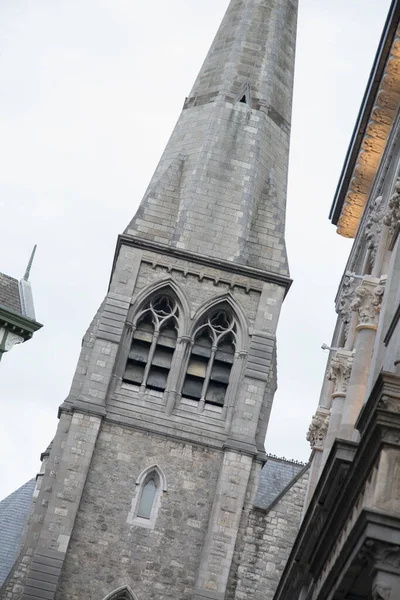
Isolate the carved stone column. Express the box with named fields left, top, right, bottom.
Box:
left=306, top=408, right=330, bottom=451
left=339, top=276, right=385, bottom=440
left=337, top=275, right=358, bottom=350
left=304, top=407, right=330, bottom=505
left=321, top=349, right=354, bottom=466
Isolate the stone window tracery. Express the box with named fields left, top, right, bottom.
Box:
left=182, top=308, right=236, bottom=408
left=123, top=294, right=179, bottom=391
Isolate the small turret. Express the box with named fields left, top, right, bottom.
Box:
left=0, top=246, right=42, bottom=360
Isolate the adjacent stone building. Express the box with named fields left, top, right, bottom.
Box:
left=275, top=0, right=400, bottom=598
left=0, top=1, right=310, bottom=599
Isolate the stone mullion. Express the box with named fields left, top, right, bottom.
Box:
left=165, top=336, right=189, bottom=415
left=106, top=321, right=135, bottom=399
left=198, top=346, right=218, bottom=412
left=223, top=351, right=247, bottom=426
left=140, top=330, right=159, bottom=392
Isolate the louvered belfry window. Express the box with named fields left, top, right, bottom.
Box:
left=123, top=295, right=179, bottom=391
left=182, top=309, right=236, bottom=407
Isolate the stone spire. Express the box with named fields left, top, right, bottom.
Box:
left=125, top=0, right=297, bottom=275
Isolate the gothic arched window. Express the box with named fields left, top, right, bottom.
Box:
left=182, top=309, right=236, bottom=407
left=103, top=586, right=136, bottom=600
left=127, top=465, right=167, bottom=528
left=136, top=475, right=158, bottom=519
left=123, top=295, right=179, bottom=391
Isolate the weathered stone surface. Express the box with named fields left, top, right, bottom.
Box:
left=228, top=468, right=309, bottom=600
left=55, top=425, right=222, bottom=600
left=0, top=1, right=300, bottom=599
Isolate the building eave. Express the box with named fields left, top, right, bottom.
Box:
left=330, top=0, right=400, bottom=238
left=0, top=305, right=43, bottom=341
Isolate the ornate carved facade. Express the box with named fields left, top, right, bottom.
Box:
left=275, top=4, right=400, bottom=600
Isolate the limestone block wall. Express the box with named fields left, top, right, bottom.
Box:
left=229, top=468, right=309, bottom=600
left=55, top=423, right=222, bottom=600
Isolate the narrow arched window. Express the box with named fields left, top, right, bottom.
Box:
left=182, top=309, right=236, bottom=407
left=127, top=466, right=166, bottom=528
left=137, top=476, right=158, bottom=519
left=103, top=586, right=136, bottom=600
left=123, top=294, right=179, bottom=391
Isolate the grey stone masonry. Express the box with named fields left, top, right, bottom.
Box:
left=0, top=1, right=299, bottom=599
left=126, top=0, right=297, bottom=275
left=230, top=468, right=309, bottom=600
left=55, top=425, right=223, bottom=600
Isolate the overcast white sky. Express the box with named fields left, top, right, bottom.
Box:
left=0, top=0, right=391, bottom=500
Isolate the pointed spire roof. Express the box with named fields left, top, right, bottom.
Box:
left=126, top=0, right=297, bottom=277
left=23, top=245, right=37, bottom=281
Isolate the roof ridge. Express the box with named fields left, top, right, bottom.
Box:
left=266, top=453, right=307, bottom=466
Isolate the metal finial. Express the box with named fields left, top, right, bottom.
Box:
left=23, top=245, right=37, bottom=281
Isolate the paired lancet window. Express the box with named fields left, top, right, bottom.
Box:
left=183, top=309, right=236, bottom=407
left=123, top=295, right=179, bottom=391
left=122, top=290, right=239, bottom=409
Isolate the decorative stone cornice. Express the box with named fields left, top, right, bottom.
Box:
left=383, top=177, right=400, bottom=248
left=365, top=195, right=385, bottom=264
left=306, top=408, right=330, bottom=450
left=336, top=27, right=400, bottom=238
left=327, top=349, right=354, bottom=397
left=351, top=276, right=385, bottom=327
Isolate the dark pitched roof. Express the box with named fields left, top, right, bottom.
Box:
left=254, top=456, right=307, bottom=510
left=0, top=479, right=35, bottom=587
left=0, top=273, right=22, bottom=315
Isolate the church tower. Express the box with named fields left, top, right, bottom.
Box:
left=0, top=1, right=298, bottom=599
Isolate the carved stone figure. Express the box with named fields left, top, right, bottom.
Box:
left=337, top=275, right=358, bottom=339
left=365, top=195, right=384, bottom=265
left=383, top=177, right=400, bottom=243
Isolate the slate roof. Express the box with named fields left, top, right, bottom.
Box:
left=254, top=456, right=307, bottom=510
left=0, top=273, right=22, bottom=315
left=0, top=479, right=35, bottom=587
